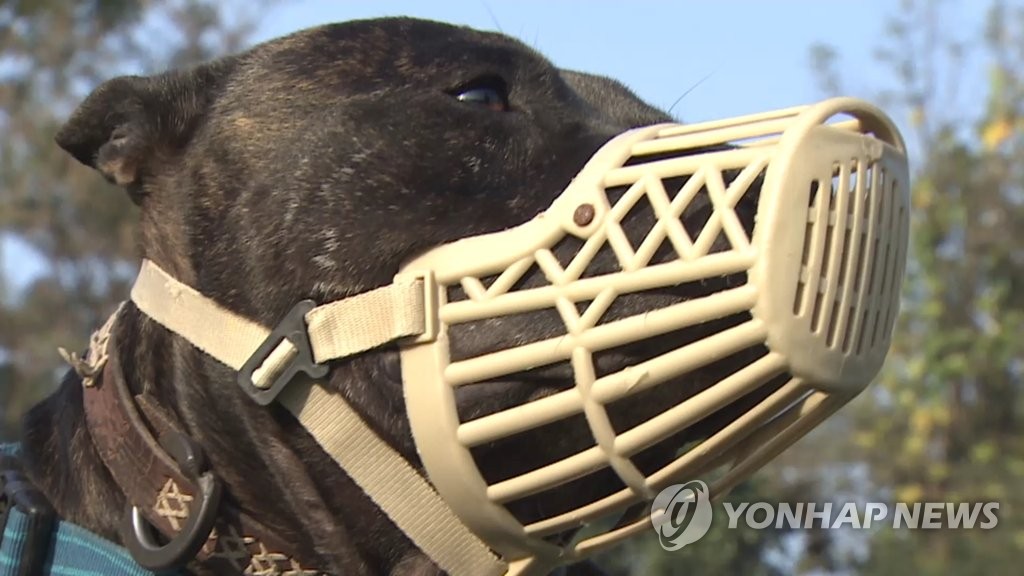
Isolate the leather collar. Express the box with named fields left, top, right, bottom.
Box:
left=80, top=312, right=321, bottom=575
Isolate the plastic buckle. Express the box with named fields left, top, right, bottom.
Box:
left=236, top=299, right=329, bottom=406
left=122, top=432, right=223, bottom=572
left=0, top=454, right=55, bottom=576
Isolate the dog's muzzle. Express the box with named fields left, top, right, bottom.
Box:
left=397, top=97, right=909, bottom=571
left=129, top=97, right=909, bottom=575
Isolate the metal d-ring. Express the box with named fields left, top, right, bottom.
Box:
left=121, top=432, right=223, bottom=572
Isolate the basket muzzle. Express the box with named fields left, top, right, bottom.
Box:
left=397, top=97, right=910, bottom=573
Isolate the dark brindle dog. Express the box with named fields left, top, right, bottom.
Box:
left=16, top=17, right=759, bottom=575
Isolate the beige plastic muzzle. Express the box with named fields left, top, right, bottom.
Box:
left=398, top=97, right=909, bottom=574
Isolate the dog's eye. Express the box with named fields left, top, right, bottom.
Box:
left=452, top=78, right=510, bottom=112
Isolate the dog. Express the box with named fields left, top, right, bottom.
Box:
left=17, top=17, right=762, bottom=575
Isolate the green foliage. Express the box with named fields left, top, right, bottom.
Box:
left=807, top=0, right=1024, bottom=572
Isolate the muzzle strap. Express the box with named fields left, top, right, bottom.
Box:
left=130, top=260, right=506, bottom=576
left=277, top=383, right=506, bottom=576
left=131, top=260, right=428, bottom=378
left=305, top=274, right=429, bottom=364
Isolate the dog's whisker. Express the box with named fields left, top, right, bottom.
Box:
left=667, top=70, right=717, bottom=118
left=482, top=1, right=504, bottom=33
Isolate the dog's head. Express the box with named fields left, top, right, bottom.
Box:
left=53, top=16, right=842, bottom=573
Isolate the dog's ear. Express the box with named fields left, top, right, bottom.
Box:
left=55, top=60, right=234, bottom=188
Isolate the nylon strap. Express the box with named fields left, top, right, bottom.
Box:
left=276, top=385, right=505, bottom=576
left=130, top=260, right=426, bottom=376
left=129, top=260, right=506, bottom=576
left=305, top=280, right=426, bottom=364
left=131, top=261, right=268, bottom=370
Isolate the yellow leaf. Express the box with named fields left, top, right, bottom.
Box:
left=854, top=430, right=875, bottom=449
left=905, top=433, right=926, bottom=457
left=972, top=441, right=997, bottom=464
left=927, top=462, right=950, bottom=482
left=983, top=482, right=1007, bottom=500
left=932, top=404, right=951, bottom=426
left=982, top=117, right=1013, bottom=150
left=896, top=484, right=924, bottom=504
left=911, top=408, right=933, bottom=436
left=1008, top=459, right=1024, bottom=477
left=910, top=106, right=926, bottom=128
left=906, top=354, right=928, bottom=378
left=898, top=389, right=916, bottom=407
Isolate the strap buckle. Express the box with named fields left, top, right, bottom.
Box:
left=1, top=453, right=55, bottom=576
left=237, top=299, right=329, bottom=406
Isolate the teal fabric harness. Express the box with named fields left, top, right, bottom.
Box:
left=0, top=442, right=172, bottom=576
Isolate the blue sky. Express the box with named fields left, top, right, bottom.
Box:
left=253, top=1, right=866, bottom=121
left=252, top=0, right=982, bottom=123
left=0, top=1, right=994, bottom=291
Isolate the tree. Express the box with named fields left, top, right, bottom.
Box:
left=0, top=0, right=270, bottom=440
left=810, top=0, right=1024, bottom=572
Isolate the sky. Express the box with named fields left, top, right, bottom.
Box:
left=0, top=1, right=994, bottom=292
left=251, top=0, right=983, bottom=123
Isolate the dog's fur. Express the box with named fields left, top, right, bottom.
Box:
left=20, top=18, right=761, bottom=575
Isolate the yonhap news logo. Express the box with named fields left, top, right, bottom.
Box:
left=649, top=480, right=713, bottom=551
left=650, top=482, right=1000, bottom=552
